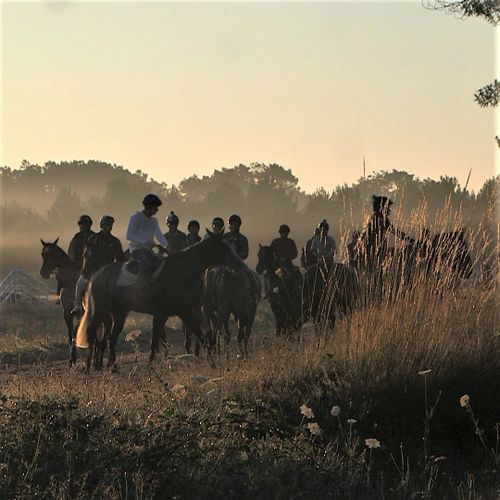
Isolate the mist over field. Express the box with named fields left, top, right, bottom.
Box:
left=0, top=160, right=497, bottom=277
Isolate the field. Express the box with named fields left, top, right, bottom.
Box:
left=0, top=265, right=498, bottom=499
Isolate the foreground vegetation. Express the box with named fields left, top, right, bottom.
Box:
left=1, top=203, right=498, bottom=498
left=0, top=275, right=498, bottom=498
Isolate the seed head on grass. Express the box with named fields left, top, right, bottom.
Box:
left=330, top=405, right=341, bottom=417
left=460, top=394, right=470, bottom=408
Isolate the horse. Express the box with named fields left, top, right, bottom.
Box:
left=204, top=266, right=261, bottom=359
left=351, top=227, right=473, bottom=300
left=40, top=238, right=80, bottom=363
left=256, top=245, right=358, bottom=339
left=76, top=231, right=243, bottom=372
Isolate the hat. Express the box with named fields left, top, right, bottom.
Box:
left=78, top=215, right=93, bottom=225
left=166, top=211, right=179, bottom=224
left=279, top=224, right=290, bottom=233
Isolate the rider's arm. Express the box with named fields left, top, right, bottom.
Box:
left=289, top=240, right=298, bottom=261
left=153, top=219, right=170, bottom=249
left=328, top=237, right=337, bottom=256
left=126, top=214, right=139, bottom=243
left=240, top=236, right=249, bottom=260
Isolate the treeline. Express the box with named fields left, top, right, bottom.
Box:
left=0, top=160, right=497, bottom=274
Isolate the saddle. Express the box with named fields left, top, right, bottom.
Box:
left=117, top=258, right=164, bottom=287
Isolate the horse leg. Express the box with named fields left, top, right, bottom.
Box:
left=64, top=308, right=77, bottom=364
left=183, top=323, right=192, bottom=354
left=97, top=315, right=111, bottom=369
left=85, top=316, right=102, bottom=374
left=107, top=310, right=128, bottom=371
left=149, top=315, right=166, bottom=362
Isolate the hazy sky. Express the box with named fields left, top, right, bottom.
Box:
left=1, top=1, right=497, bottom=193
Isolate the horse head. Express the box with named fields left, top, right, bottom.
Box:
left=81, top=238, right=98, bottom=278
left=203, top=229, right=242, bottom=270
left=256, top=244, right=277, bottom=275
left=40, top=237, right=64, bottom=279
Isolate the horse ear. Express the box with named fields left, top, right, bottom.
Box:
left=259, top=243, right=262, bottom=249
left=41, top=238, right=47, bottom=246
left=53, top=237, right=59, bottom=246
left=206, top=228, right=213, bottom=237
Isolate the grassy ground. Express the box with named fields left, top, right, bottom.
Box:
left=0, top=267, right=498, bottom=499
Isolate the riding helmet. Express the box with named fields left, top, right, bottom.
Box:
left=279, top=224, right=290, bottom=234
left=318, top=220, right=329, bottom=231
left=99, top=215, right=115, bottom=227
left=166, top=211, right=179, bottom=224
left=212, top=217, right=224, bottom=227
left=188, top=219, right=200, bottom=229
left=228, top=214, right=242, bottom=226
left=142, top=194, right=162, bottom=207
left=78, top=215, right=93, bottom=225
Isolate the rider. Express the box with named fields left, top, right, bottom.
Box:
left=205, top=216, right=225, bottom=238
left=362, top=195, right=395, bottom=270
left=270, top=224, right=298, bottom=274
left=310, top=220, right=336, bottom=264
left=223, top=214, right=249, bottom=260
left=302, top=227, right=320, bottom=267
left=65, top=215, right=95, bottom=306
left=68, top=215, right=95, bottom=269
left=187, top=219, right=201, bottom=246
left=164, top=211, right=188, bottom=254
left=71, top=215, right=124, bottom=316
left=126, top=194, right=170, bottom=272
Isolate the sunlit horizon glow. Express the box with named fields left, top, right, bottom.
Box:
left=1, top=1, right=497, bottom=194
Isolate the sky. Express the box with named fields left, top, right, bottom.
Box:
left=1, top=1, right=497, bottom=193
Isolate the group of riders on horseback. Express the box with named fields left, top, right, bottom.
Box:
left=40, top=192, right=472, bottom=369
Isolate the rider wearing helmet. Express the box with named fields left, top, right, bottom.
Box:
left=310, top=220, right=336, bottom=263
left=187, top=220, right=201, bottom=246
left=72, top=215, right=124, bottom=316
left=68, top=215, right=95, bottom=268
left=164, top=211, right=188, bottom=254
left=126, top=194, right=170, bottom=272
left=223, top=214, right=249, bottom=260
left=270, top=224, right=298, bottom=271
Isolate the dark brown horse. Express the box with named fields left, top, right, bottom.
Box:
left=204, top=266, right=261, bottom=359
left=40, top=238, right=80, bottom=362
left=256, top=245, right=358, bottom=338
left=76, top=232, right=243, bottom=372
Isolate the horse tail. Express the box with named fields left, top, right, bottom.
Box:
left=76, top=280, right=94, bottom=349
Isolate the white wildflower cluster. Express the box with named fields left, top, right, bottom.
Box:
left=365, top=438, right=381, bottom=449
left=275, top=268, right=284, bottom=278
left=300, top=404, right=314, bottom=419
left=307, top=422, right=321, bottom=436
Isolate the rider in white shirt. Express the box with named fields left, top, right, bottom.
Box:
left=126, top=194, right=170, bottom=272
